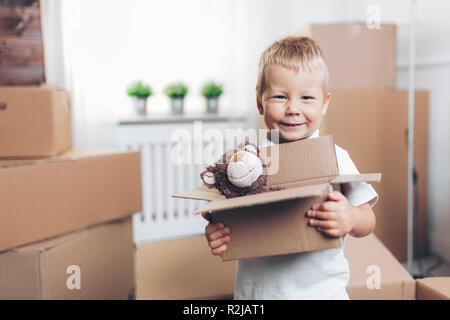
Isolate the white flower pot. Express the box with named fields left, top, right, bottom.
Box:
left=171, top=98, right=184, bottom=114
left=133, top=97, right=148, bottom=115
left=206, top=98, right=219, bottom=113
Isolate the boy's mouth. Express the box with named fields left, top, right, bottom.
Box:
left=280, top=122, right=306, bottom=128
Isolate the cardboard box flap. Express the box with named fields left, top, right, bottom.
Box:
left=330, top=173, right=382, bottom=184
left=172, top=186, right=226, bottom=201
left=194, top=183, right=330, bottom=214
left=261, top=135, right=339, bottom=186
left=176, top=173, right=381, bottom=203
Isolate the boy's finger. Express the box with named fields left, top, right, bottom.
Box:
left=312, top=201, right=340, bottom=212
left=317, top=227, right=343, bottom=238
left=327, top=191, right=345, bottom=201
left=308, top=218, right=336, bottom=229
left=209, top=235, right=231, bottom=249
left=206, top=227, right=230, bottom=241
left=205, top=222, right=224, bottom=235
left=211, top=244, right=227, bottom=255
left=306, top=209, right=336, bottom=221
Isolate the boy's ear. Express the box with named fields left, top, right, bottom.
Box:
left=256, top=95, right=264, bottom=115
left=321, top=92, right=331, bottom=116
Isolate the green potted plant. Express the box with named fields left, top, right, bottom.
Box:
left=164, top=82, right=188, bottom=114
left=201, top=81, right=223, bottom=113
left=126, top=80, right=153, bottom=115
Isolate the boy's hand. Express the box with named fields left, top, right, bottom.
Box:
left=306, top=190, right=359, bottom=238
left=201, top=212, right=231, bottom=255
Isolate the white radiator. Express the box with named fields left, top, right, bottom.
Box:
left=115, top=118, right=246, bottom=244
left=127, top=140, right=209, bottom=243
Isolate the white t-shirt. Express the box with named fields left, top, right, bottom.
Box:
left=233, top=129, right=378, bottom=300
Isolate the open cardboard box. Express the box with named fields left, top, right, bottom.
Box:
left=174, top=135, right=381, bottom=261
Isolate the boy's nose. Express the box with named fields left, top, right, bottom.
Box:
left=286, top=101, right=302, bottom=115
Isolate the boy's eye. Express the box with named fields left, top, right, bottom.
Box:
left=302, top=96, right=314, bottom=100
left=272, top=95, right=286, bottom=99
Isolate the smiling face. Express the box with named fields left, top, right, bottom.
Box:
left=257, top=64, right=331, bottom=142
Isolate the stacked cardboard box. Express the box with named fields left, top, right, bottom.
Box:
left=416, top=277, right=450, bottom=300
left=0, top=148, right=142, bottom=252
left=298, top=23, right=429, bottom=261
left=320, top=89, right=429, bottom=261
left=0, top=85, right=142, bottom=299
left=136, top=236, right=235, bottom=300
left=0, top=86, right=72, bottom=157
left=299, top=23, right=396, bottom=89
left=137, top=235, right=450, bottom=300
left=0, top=218, right=135, bottom=299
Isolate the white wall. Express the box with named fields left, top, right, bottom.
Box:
left=42, top=0, right=255, bottom=149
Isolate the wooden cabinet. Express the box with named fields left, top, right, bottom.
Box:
left=0, top=0, right=45, bottom=85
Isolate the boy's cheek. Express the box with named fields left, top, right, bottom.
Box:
left=265, top=102, right=284, bottom=115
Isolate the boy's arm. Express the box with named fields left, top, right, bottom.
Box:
left=307, top=191, right=376, bottom=238
left=348, top=202, right=376, bottom=238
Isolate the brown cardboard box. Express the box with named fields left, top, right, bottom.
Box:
left=416, top=277, right=450, bottom=300
left=136, top=234, right=414, bottom=300
left=174, top=135, right=381, bottom=261
left=345, top=234, right=415, bottom=300
left=320, top=89, right=429, bottom=261
left=0, top=148, right=142, bottom=251
left=136, top=236, right=236, bottom=300
left=0, top=217, right=134, bottom=299
left=299, top=23, right=396, bottom=89
left=0, top=85, right=72, bottom=157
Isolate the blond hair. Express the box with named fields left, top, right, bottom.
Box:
left=256, top=36, right=329, bottom=98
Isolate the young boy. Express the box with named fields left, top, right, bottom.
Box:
left=202, top=36, right=379, bottom=300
